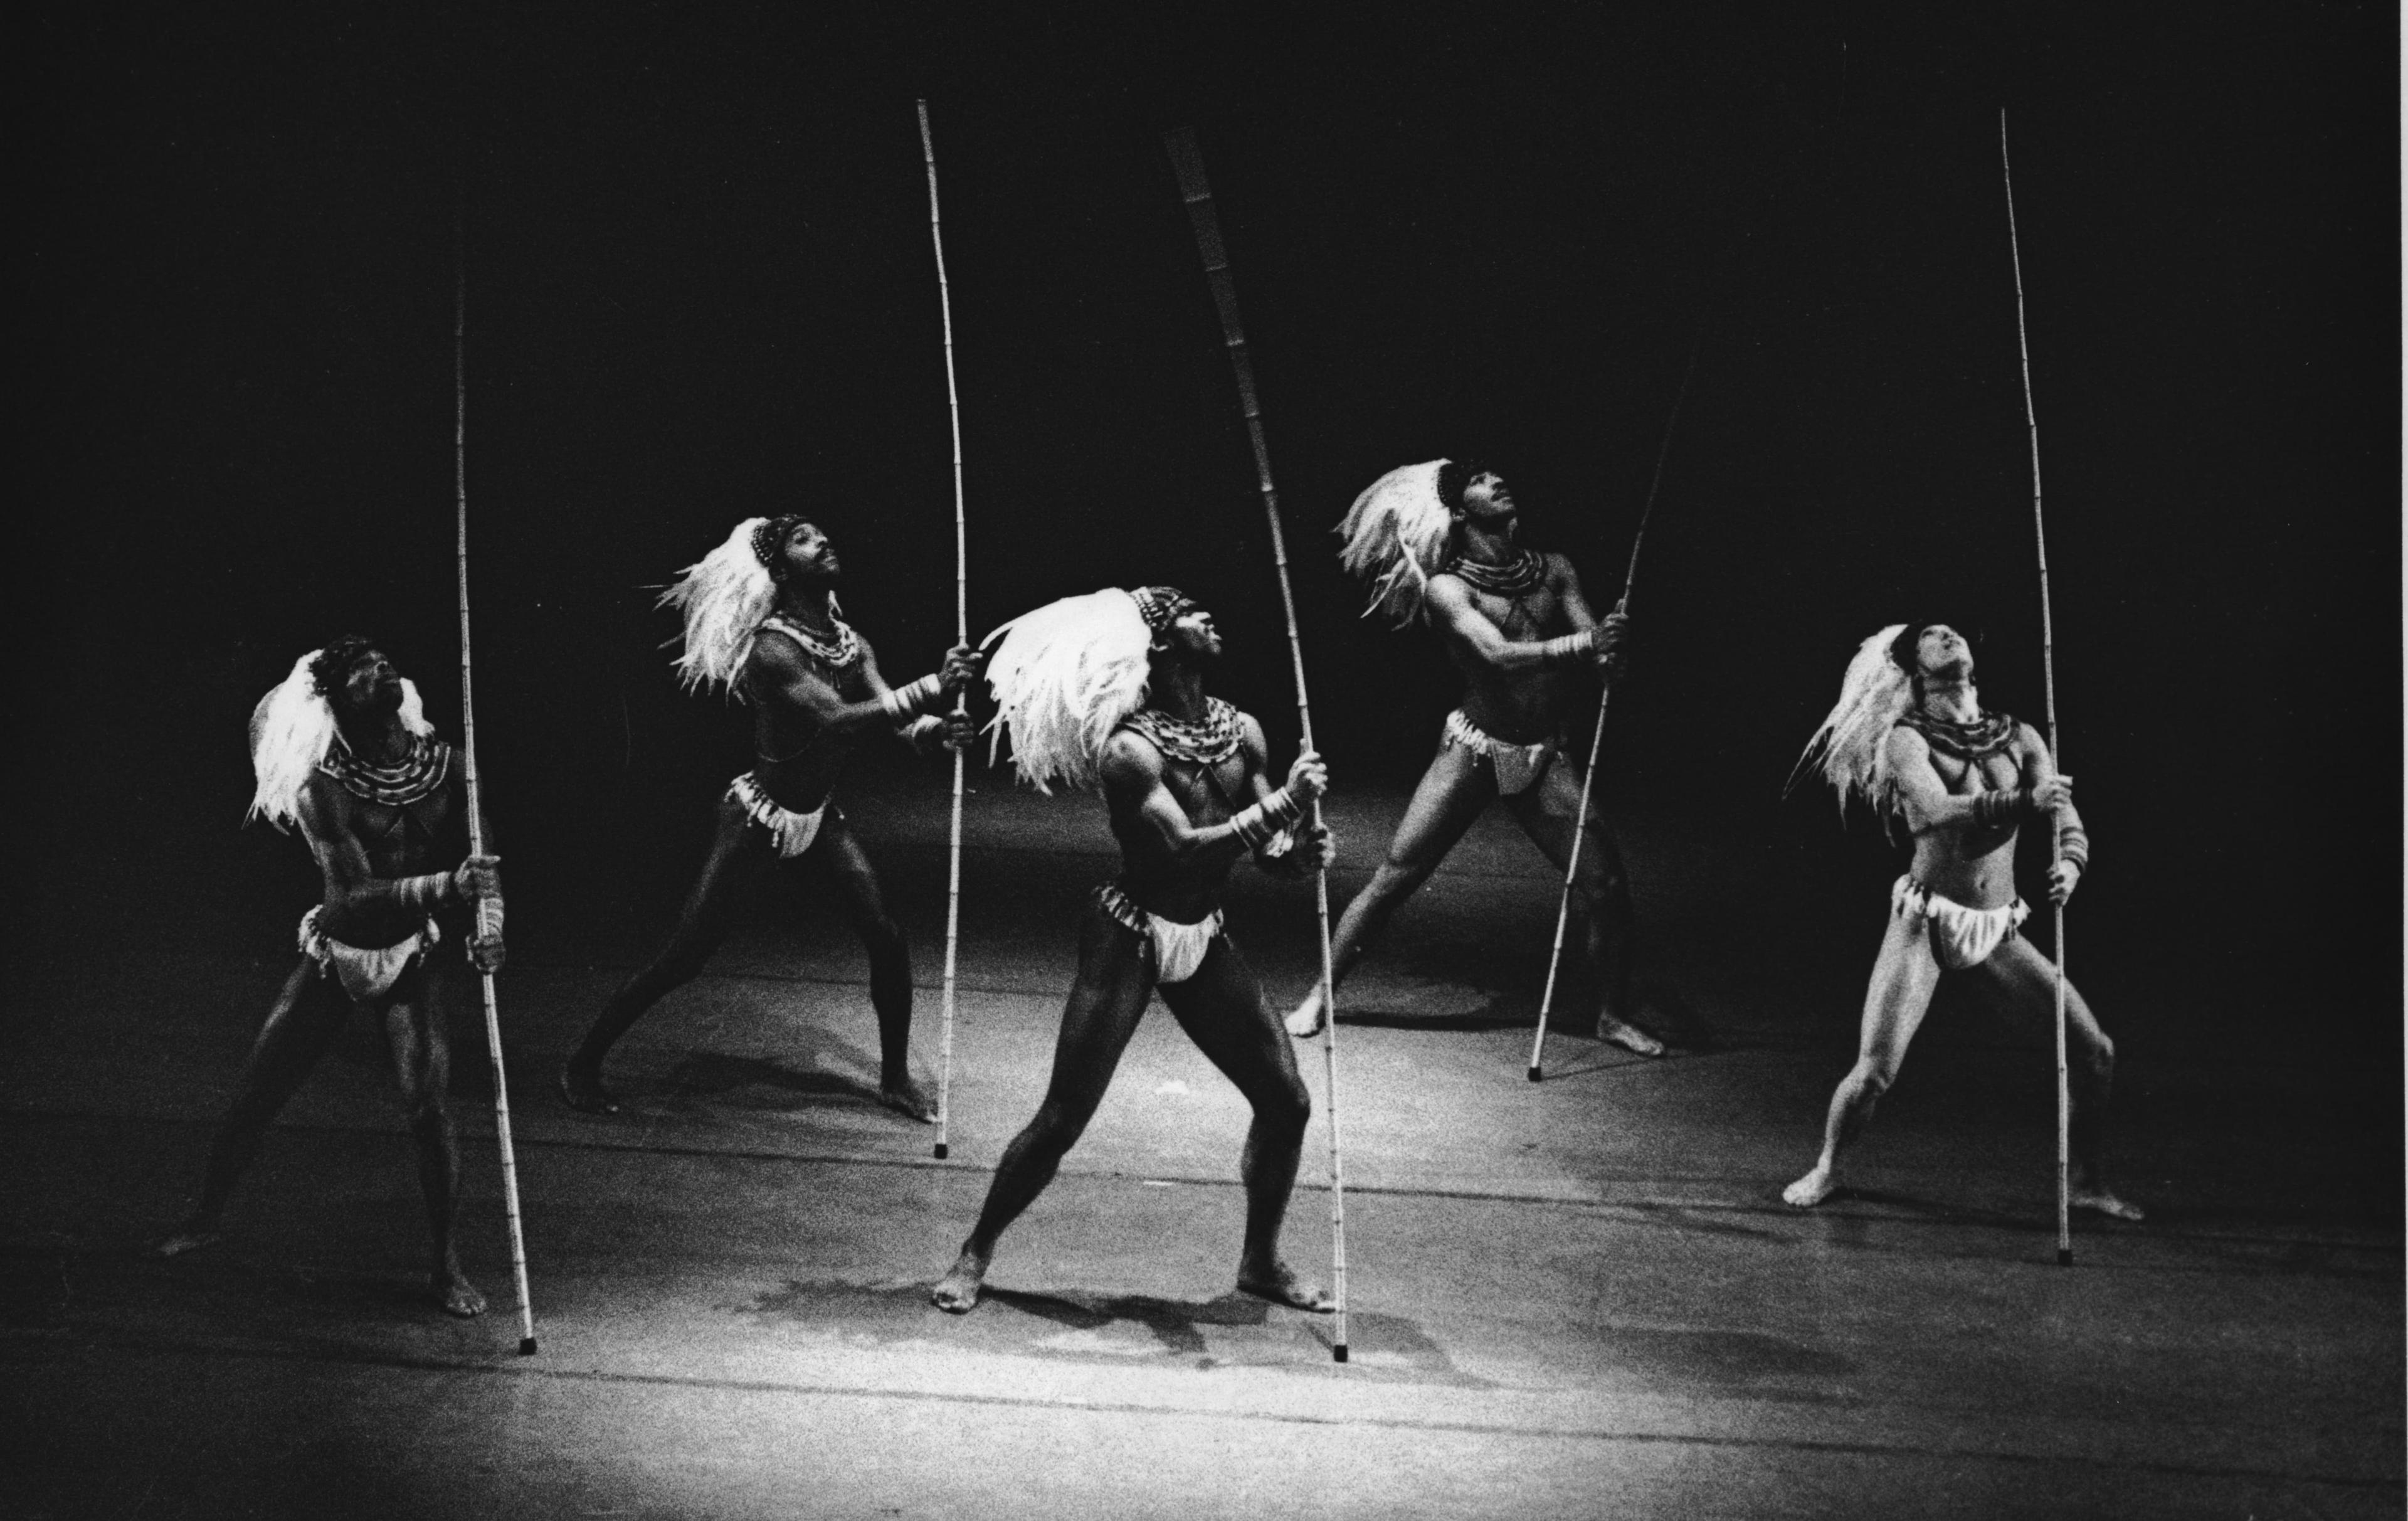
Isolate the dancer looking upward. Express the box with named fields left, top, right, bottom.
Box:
left=933, top=586, right=1334, bottom=1313
left=1287, top=460, right=1660, bottom=1055
left=1780, top=623, right=2140, bottom=1219
left=559, top=514, right=979, bottom=1118
left=156, top=639, right=507, bottom=1318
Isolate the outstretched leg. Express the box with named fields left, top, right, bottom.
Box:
left=562, top=795, right=768, bottom=1111
left=1287, top=743, right=1493, bottom=1037
left=798, top=812, right=929, bottom=1121
left=1501, top=756, right=1656, bottom=1054
left=934, top=905, right=1153, bottom=1312
left=1977, top=935, right=2143, bottom=1221
left=156, top=960, right=351, bottom=1255
left=1159, top=939, right=1331, bottom=1311
left=383, top=963, right=484, bottom=1317
left=1783, top=905, right=1943, bottom=1207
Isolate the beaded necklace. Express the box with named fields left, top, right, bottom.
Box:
left=1119, top=697, right=1244, bottom=767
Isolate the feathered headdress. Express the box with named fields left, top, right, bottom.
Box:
left=980, top=588, right=1154, bottom=794
left=1336, top=459, right=1459, bottom=626
left=248, top=650, right=433, bottom=830
left=656, top=517, right=786, bottom=694
left=1788, top=624, right=1917, bottom=824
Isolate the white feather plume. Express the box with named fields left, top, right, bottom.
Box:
left=980, top=588, right=1153, bottom=794
left=247, top=651, right=435, bottom=830
left=1789, top=625, right=1915, bottom=822
left=1336, top=459, right=1456, bottom=627
left=658, top=517, right=780, bottom=695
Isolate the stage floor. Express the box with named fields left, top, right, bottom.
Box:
left=3, top=774, right=2399, bottom=1518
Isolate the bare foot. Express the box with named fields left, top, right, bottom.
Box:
left=557, top=1063, right=620, bottom=1115
left=932, top=1248, right=989, bottom=1313
left=1596, top=1017, right=1666, bottom=1057
left=879, top=1075, right=936, bottom=1124
left=1237, top=1258, right=1335, bottom=1313
left=435, top=1269, right=487, bottom=1318
left=152, top=1226, right=223, bottom=1258
left=1284, top=988, right=1326, bottom=1041
left=1782, top=1164, right=1839, bottom=1209
left=2071, top=1187, right=2145, bottom=1222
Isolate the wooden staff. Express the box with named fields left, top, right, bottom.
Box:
left=455, top=226, right=539, bottom=1352
left=1163, top=126, right=1350, bottom=1363
left=1528, top=329, right=1704, bottom=1081
left=1999, top=112, right=2074, bottom=1267
left=917, top=100, right=972, bottom=1162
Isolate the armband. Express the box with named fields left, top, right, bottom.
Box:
left=1970, top=787, right=2028, bottom=830
left=2054, top=820, right=2090, bottom=872
left=392, top=872, right=457, bottom=913
left=1228, top=787, right=1305, bottom=849
left=1537, top=630, right=1595, bottom=668
left=877, top=673, right=945, bottom=720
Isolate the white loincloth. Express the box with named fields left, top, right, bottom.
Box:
left=1893, top=876, right=2030, bottom=972
left=730, top=773, right=828, bottom=859
left=1442, top=709, right=1560, bottom=796
left=298, top=906, right=441, bottom=1003
left=1097, top=882, right=1225, bottom=985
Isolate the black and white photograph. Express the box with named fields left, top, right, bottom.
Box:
left=12, top=5, right=2401, bottom=1517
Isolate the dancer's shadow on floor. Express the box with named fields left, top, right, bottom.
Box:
left=656, top=1051, right=889, bottom=1112
left=980, top=1285, right=1269, bottom=1358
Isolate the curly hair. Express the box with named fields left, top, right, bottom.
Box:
left=309, top=635, right=382, bottom=698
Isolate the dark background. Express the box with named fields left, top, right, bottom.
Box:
left=20, top=6, right=2400, bottom=1166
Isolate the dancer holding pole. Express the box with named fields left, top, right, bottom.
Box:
left=1287, top=458, right=1650, bottom=1063
left=1777, top=622, right=2140, bottom=1228
left=556, top=513, right=981, bottom=1118
left=1527, top=333, right=1703, bottom=1080
left=917, top=99, right=972, bottom=1162
left=153, top=261, right=517, bottom=1328
left=929, top=586, right=1334, bottom=1317
left=1164, top=126, right=1353, bottom=1360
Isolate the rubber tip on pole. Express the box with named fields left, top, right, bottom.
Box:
left=1526, top=1065, right=1543, bottom=1083
left=518, top=1337, right=537, bottom=1356
left=1333, top=1343, right=1348, bottom=1364
left=2057, top=1247, right=2073, bottom=1268
left=934, top=1142, right=949, bottom=1160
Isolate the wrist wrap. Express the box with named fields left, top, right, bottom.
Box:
left=2055, top=820, right=2090, bottom=872
left=393, top=872, right=456, bottom=913
left=1970, top=787, right=2028, bottom=830
left=1538, top=630, right=1595, bottom=668
left=878, top=673, right=946, bottom=720
left=1230, top=787, right=1306, bottom=849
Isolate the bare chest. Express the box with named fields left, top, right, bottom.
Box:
left=1928, top=748, right=2024, bottom=797
left=349, top=789, right=457, bottom=867
left=1158, top=753, right=1253, bottom=827
left=1469, top=584, right=1566, bottom=642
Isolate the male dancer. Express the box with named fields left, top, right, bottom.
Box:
left=559, top=514, right=979, bottom=1118
left=156, top=639, right=506, bottom=1317
left=1781, top=623, right=2140, bottom=1218
left=1286, top=459, right=1659, bottom=1054
left=933, top=586, right=1334, bottom=1313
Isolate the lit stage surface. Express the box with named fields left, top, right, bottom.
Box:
left=4, top=770, right=2397, bottom=1519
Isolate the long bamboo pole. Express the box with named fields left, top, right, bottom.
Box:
left=1164, top=127, right=1349, bottom=1362
left=917, top=101, right=972, bottom=1162
left=1529, top=329, right=1704, bottom=1081
left=2000, top=111, right=2074, bottom=1268
left=455, top=224, right=539, bottom=1352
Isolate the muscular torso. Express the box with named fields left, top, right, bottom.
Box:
left=1905, top=734, right=2032, bottom=910
left=310, top=772, right=470, bottom=950
left=1441, top=567, right=1585, bottom=745
left=1109, top=741, right=1257, bottom=925
left=746, top=635, right=874, bottom=813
